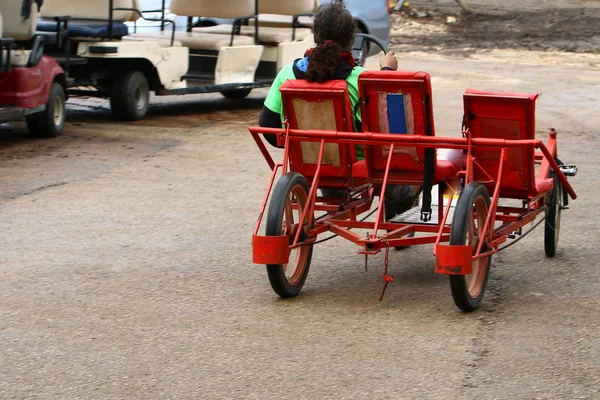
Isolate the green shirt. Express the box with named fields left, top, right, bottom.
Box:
left=264, top=64, right=366, bottom=125
left=264, top=63, right=366, bottom=158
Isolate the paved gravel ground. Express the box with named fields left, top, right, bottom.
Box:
left=1, top=2, right=599, bottom=399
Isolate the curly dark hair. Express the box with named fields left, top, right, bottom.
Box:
left=305, top=1, right=356, bottom=83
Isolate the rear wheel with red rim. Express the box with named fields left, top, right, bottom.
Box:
left=265, top=172, right=314, bottom=298
left=448, top=182, right=492, bottom=312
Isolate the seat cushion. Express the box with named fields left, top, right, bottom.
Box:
left=248, top=14, right=314, bottom=28
left=0, top=3, right=37, bottom=40
left=434, top=160, right=461, bottom=182
left=122, top=35, right=183, bottom=47
left=170, top=0, right=256, bottom=19
left=535, top=177, right=553, bottom=195
left=1, top=49, right=30, bottom=68
left=193, top=25, right=312, bottom=43
left=40, top=0, right=140, bottom=22
left=352, top=149, right=464, bottom=183
left=127, top=31, right=254, bottom=50
left=37, top=19, right=129, bottom=38
left=258, top=0, right=317, bottom=15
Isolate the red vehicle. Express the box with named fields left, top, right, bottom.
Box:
left=248, top=70, right=577, bottom=312
left=0, top=3, right=67, bottom=138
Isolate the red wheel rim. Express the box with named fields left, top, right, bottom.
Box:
left=281, top=183, right=310, bottom=286
left=466, top=196, right=490, bottom=299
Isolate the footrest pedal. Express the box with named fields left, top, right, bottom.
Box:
left=559, top=164, right=578, bottom=177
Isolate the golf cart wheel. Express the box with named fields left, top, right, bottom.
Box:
left=110, top=71, right=149, bottom=121
left=220, top=89, right=252, bottom=100
left=265, top=172, right=314, bottom=298
left=544, top=171, right=564, bottom=258
left=448, top=182, right=492, bottom=312
left=26, top=82, right=66, bottom=138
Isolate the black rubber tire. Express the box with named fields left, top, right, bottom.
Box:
left=265, top=172, right=313, bottom=298
left=220, top=89, right=252, bottom=100
left=110, top=71, right=149, bottom=121
left=448, top=182, right=492, bottom=312
left=544, top=171, right=563, bottom=258
left=26, top=82, right=66, bottom=138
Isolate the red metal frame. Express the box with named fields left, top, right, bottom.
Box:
left=248, top=75, right=577, bottom=275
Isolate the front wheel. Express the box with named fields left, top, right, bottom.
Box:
left=448, top=182, right=492, bottom=312
left=544, top=171, right=564, bottom=257
left=26, top=82, right=66, bottom=138
left=110, top=71, right=150, bottom=121
left=265, top=172, right=314, bottom=298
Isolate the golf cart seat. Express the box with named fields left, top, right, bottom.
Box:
left=463, top=89, right=553, bottom=199
left=193, top=0, right=317, bottom=44
left=36, top=20, right=130, bottom=39
left=121, top=35, right=183, bottom=47
left=0, top=1, right=37, bottom=41
left=37, top=0, right=140, bottom=39
left=126, top=30, right=255, bottom=50
left=127, top=0, right=259, bottom=50
left=192, top=25, right=313, bottom=44
left=0, top=0, right=39, bottom=67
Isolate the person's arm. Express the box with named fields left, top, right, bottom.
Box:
left=258, top=106, right=283, bottom=148
left=379, top=51, right=398, bottom=71
left=259, top=106, right=281, bottom=129
left=259, top=66, right=293, bottom=148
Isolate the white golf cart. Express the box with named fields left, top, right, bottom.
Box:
left=37, top=0, right=385, bottom=121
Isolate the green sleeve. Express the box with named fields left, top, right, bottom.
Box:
left=264, top=65, right=295, bottom=118
left=348, top=67, right=366, bottom=125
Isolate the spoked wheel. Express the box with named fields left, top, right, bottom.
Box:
left=265, top=172, right=314, bottom=298
left=448, top=182, right=492, bottom=312
left=544, top=171, right=564, bottom=257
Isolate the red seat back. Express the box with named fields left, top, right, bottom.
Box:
left=463, top=89, right=538, bottom=198
left=280, top=79, right=355, bottom=187
left=358, top=70, right=435, bottom=184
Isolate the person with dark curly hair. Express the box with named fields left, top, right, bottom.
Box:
left=259, top=0, right=397, bottom=151
left=259, top=1, right=418, bottom=229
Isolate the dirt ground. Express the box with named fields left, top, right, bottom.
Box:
left=1, top=1, right=599, bottom=399
left=393, top=0, right=600, bottom=55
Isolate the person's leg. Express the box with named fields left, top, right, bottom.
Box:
left=384, top=184, right=421, bottom=250
left=320, top=188, right=346, bottom=199
left=384, top=184, right=420, bottom=221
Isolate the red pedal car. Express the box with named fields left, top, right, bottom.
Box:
left=0, top=3, right=67, bottom=138
left=249, top=70, right=578, bottom=312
